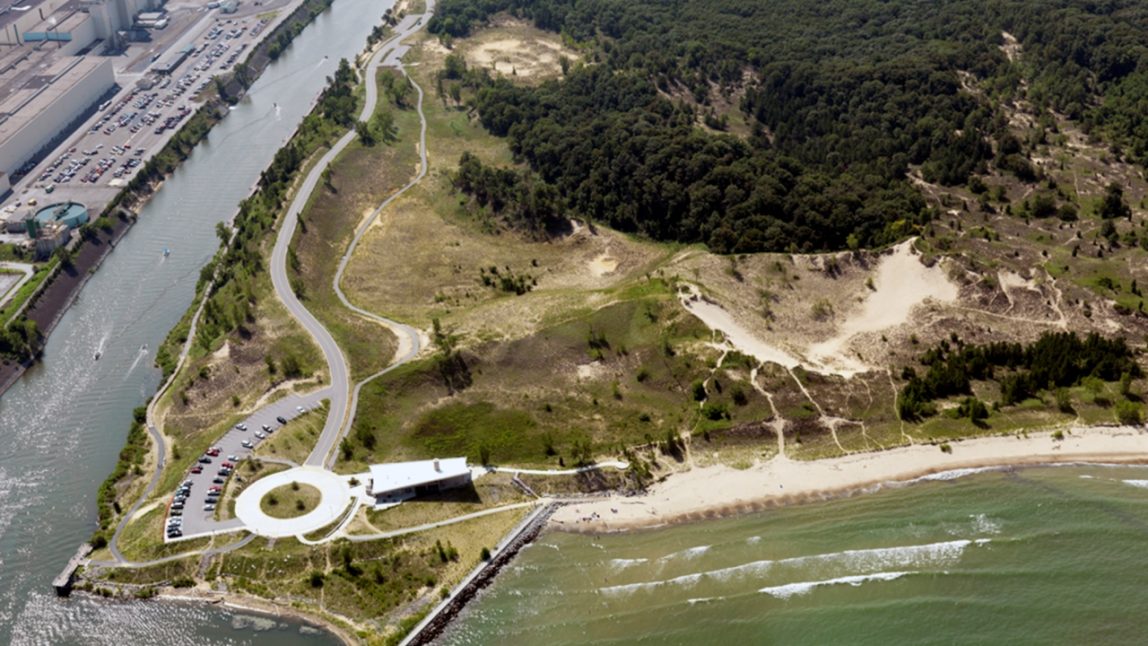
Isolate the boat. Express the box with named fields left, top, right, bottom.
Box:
left=163, top=247, right=170, bottom=257
left=94, top=351, right=101, bottom=361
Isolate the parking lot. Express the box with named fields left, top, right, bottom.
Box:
left=165, top=390, right=326, bottom=541
left=3, top=9, right=291, bottom=218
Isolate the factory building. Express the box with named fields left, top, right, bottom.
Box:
left=0, top=56, right=115, bottom=175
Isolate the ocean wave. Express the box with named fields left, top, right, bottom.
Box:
left=759, top=571, right=912, bottom=600
left=912, top=467, right=1001, bottom=483
left=599, top=539, right=986, bottom=597
left=657, top=544, right=712, bottom=562
left=968, top=513, right=1001, bottom=535
left=609, top=558, right=649, bottom=570
left=1122, top=480, right=1148, bottom=489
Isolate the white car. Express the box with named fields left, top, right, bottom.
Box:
left=241, top=440, right=254, bottom=448
left=296, top=406, right=305, bottom=413
left=204, top=504, right=216, bottom=512
left=254, top=432, right=266, bottom=439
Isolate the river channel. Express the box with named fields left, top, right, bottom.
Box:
left=0, top=0, right=392, bottom=641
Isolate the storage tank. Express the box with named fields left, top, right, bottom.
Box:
left=34, top=201, right=88, bottom=230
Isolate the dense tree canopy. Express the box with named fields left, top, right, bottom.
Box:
left=899, top=332, right=1140, bottom=420
left=432, top=0, right=1148, bottom=251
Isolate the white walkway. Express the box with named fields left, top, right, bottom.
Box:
left=234, top=466, right=353, bottom=537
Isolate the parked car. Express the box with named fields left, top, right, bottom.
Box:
left=204, top=504, right=216, bottom=512
left=190, top=466, right=203, bottom=474
left=241, top=440, right=254, bottom=448
left=198, top=456, right=212, bottom=464
left=276, top=416, right=287, bottom=425
left=254, top=432, right=265, bottom=439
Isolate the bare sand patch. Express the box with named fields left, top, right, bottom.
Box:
left=678, top=284, right=803, bottom=369
left=676, top=240, right=958, bottom=378
left=807, top=240, right=958, bottom=374
left=589, top=253, right=618, bottom=276
left=458, top=21, right=580, bottom=82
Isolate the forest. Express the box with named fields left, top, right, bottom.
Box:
left=898, top=332, right=1140, bottom=420
left=431, top=0, right=1148, bottom=252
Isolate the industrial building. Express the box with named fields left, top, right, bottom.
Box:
left=156, top=44, right=194, bottom=75
left=366, top=458, right=472, bottom=505
left=5, top=199, right=88, bottom=231
left=0, top=56, right=115, bottom=175
left=4, top=200, right=89, bottom=259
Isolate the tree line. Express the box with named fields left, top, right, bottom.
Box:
left=899, top=332, right=1140, bottom=420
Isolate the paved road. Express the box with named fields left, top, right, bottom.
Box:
left=274, top=6, right=435, bottom=468
left=106, top=1, right=437, bottom=561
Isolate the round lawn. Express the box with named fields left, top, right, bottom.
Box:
left=260, top=482, right=322, bottom=519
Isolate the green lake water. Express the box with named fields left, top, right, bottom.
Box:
left=441, top=464, right=1148, bottom=645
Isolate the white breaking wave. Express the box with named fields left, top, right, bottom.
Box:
left=599, top=539, right=986, bottom=597
left=759, top=571, right=913, bottom=600
left=912, top=467, right=1000, bottom=483
left=1122, top=479, right=1148, bottom=489
left=968, top=513, right=1002, bottom=535
left=609, top=558, right=649, bottom=570
left=657, top=544, right=712, bottom=562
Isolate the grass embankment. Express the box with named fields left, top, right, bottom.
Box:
left=287, top=68, right=421, bottom=381
left=218, top=461, right=289, bottom=521
left=253, top=402, right=327, bottom=465
left=213, top=508, right=525, bottom=638
left=261, top=482, right=322, bottom=518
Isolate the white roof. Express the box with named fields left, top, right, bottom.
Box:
left=368, top=458, right=469, bottom=493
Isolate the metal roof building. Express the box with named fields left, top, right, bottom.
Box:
left=0, top=56, right=114, bottom=174
left=367, top=458, right=471, bottom=503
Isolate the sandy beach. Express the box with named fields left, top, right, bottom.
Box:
left=550, top=426, right=1148, bottom=532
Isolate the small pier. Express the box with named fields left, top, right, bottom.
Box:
left=53, top=543, right=93, bottom=597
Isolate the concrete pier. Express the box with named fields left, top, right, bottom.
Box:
left=52, top=543, right=92, bottom=597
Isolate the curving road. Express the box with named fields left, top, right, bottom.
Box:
left=104, top=4, right=437, bottom=566
left=271, top=6, right=435, bottom=469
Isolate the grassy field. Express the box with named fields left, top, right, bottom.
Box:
left=253, top=403, right=327, bottom=465
left=212, top=506, right=525, bottom=636
left=286, top=68, right=425, bottom=381
left=261, top=482, right=321, bottom=518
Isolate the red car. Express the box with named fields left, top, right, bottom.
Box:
left=209, top=486, right=222, bottom=492
left=207, top=449, right=221, bottom=457
left=222, top=462, right=235, bottom=469
left=190, top=466, right=203, bottom=474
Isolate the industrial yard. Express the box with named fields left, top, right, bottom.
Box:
left=0, top=0, right=301, bottom=257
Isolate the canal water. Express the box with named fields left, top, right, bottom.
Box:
left=0, top=0, right=392, bottom=642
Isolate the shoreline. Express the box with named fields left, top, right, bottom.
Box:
left=154, top=589, right=358, bottom=645
left=549, top=426, right=1148, bottom=533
